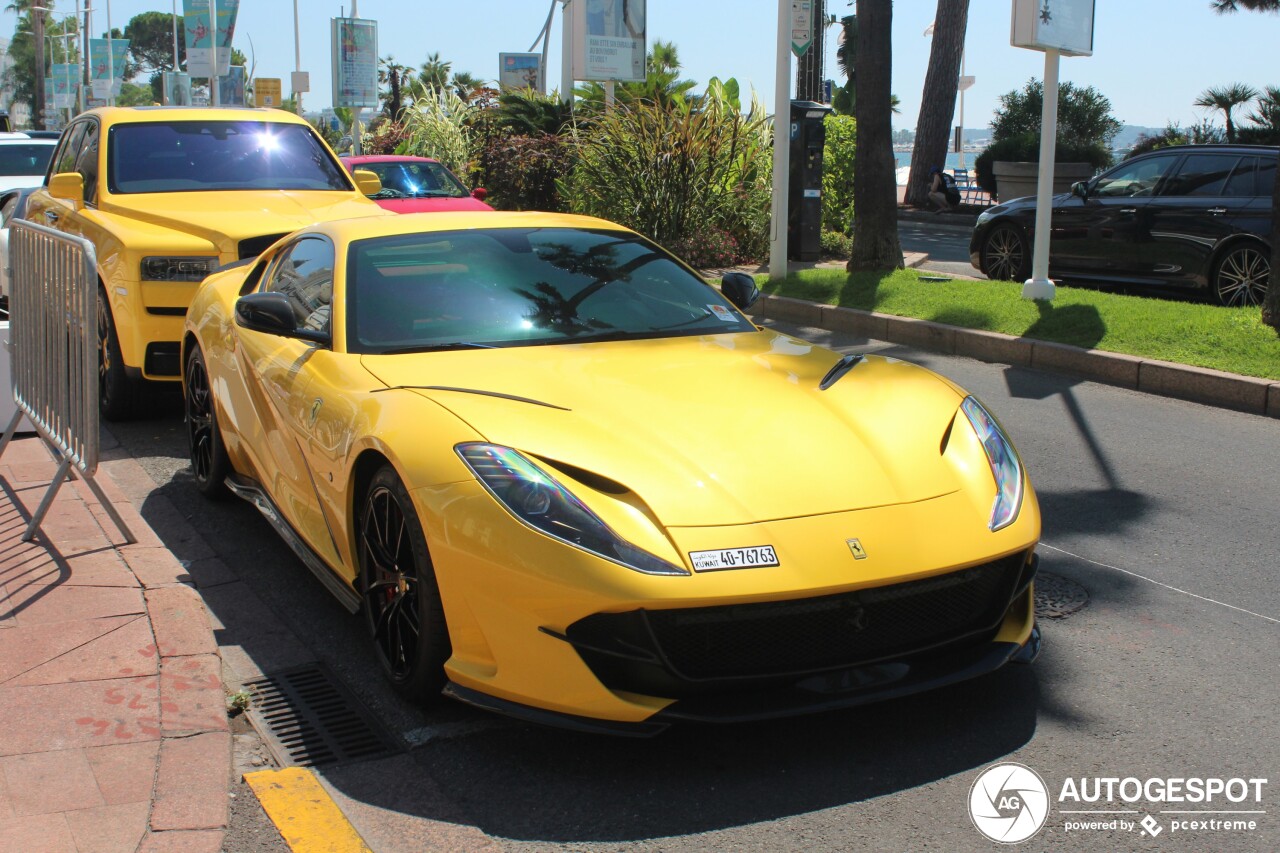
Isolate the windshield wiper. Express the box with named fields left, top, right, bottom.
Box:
left=376, top=342, right=498, bottom=354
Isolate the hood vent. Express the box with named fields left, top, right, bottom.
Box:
left=239, top=233, right=289, bottom=260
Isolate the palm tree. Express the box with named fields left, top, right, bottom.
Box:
left=848, top=0, right=902, bottom=271
left=906, top=0, right=971, bottom=208
left=1213, top=0, right=1280, bottom=328
left=419, top=53, right=451, bottom=91
left=1195, top=83, right=1258, bottom=143
left=5, top=0, right=47, bottom=129
left=1247, top=84, right=1280, bottom=131
left=494, top=89, right=575, bottom=135
left=451, top=71, right=484, bottom=104
left=378, top=56, right=412, bottom=123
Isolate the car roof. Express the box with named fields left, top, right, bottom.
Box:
left=0, top=136, right=56, bottom=146
left=78, top=106, right=313, bottom=127
left=1134, top=143, right=1279, bottom=155
left=302, top=210, right=629, bottom=243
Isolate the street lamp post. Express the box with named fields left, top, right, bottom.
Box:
left=31, top=4, right=48, bottom=130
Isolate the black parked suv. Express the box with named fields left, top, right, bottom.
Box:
left=970, top=145, right=1275, bottom=306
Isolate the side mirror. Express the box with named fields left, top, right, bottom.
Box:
left=472, top=187, right=488, bottom=201
left=721, top=272, right=760, bottom=311
left=235, top=292, right=329, bottom=345
left=1071, top=181, right=1089, bottom=199
left=352, top=169, right=382, bottom=197
left=48, top=172, right=85, bottom=205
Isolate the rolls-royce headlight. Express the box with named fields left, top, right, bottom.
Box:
left=961, top=397, right=1024, bottom=531
left=456, top=443, right=689, bottom=576
left=141, top=256, right=219, bottom=282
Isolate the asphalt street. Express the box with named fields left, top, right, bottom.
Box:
left=103, top=315, right=1279, bottom=852
left=898, top=219, right=985, bottom=279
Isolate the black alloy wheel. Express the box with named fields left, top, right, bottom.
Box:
left=981, top=223, right=1031, bottom=282
left=358, top=465, right=449, bottom=703
left=183, top=345, right=230, bottom=499
left=96, top=288, right=146, bottom=421
left=1212, top=243, right=1269, bottom=307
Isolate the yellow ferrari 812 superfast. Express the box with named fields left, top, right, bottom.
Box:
left=183, top=211, right=1041, bottom=734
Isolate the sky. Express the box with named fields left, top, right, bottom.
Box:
left=4, top=0, right=1280, bottom=134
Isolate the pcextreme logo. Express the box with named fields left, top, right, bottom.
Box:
left=967, top=762, right=1269, bottom=844
left=968, top=763, right=1051, bottom=844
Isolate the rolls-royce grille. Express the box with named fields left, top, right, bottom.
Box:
left=564, top=553, right=1030, bottom=694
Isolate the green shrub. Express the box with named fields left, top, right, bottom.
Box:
left=670, top=228, right=742, bottom=268
left=976, top=78, right=1121, bottom=197
left=821, top=230, right=852, bottom=259
left=476, top=132, right=576, bottom=211
left=395, top=86, right=478, bottom=176
left=822, top=114, right=856, bottom=234
left=560, top=97, right=772, bottom=260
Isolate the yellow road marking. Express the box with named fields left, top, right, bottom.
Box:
left=244, top=767, right=373, bottom=853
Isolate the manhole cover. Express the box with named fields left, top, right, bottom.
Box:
left=242, top=664, right=401, bottom=768
left=1035, top=572, right=1089, bottom=619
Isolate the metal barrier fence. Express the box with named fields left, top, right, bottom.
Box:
left=0, top=218, right=134, bottom=543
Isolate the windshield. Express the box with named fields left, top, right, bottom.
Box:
left=107, top=121, right=353, bottom=194
left=347, top=228, right=754, bottom=353
left=0, top=144, right=54, bottom=176
left=359, top=160, right=469, bottom=200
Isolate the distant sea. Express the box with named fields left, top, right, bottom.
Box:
left=893, top=149, right=1129, bottom=184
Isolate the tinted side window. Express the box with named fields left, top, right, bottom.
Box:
left=1163, top=154, right=1239, bottom=197
left=265, top=237, right=335, bottom=334
left=1092, top=154, right=1177, bottom=198
left=74, top=121, right=101, bottom=205
left=1255, top=157, right=1277, bottom=198
left=1222, top=157, right=1257, bottom=197
left=50, top=123, right=87, bottom=178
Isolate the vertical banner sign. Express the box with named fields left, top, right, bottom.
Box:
left=331, top=17, right=379, bottom=108
left=254, top=77, right=282, bottom=107
left=498, top=53, right=545, bottom=92
left=89, top=39, right=130, bottom=98
left=162, top=71, right=193, bottom=105
left=183, top=0, right=241, bottom=78
left=219, top=66, right=247, bottom=105
left=1010, top=0, right=1095, bottom=56
left=573, top=0, right=646, bottom=83
left=52, top=64, right=79, bottom=108
left=790, top=1, right=814, bottom=57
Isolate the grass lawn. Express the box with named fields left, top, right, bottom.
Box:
left=758, top=268, right=1280, bottom=381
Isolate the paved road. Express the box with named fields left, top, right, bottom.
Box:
left=899, top=219, right=985, bottom=279
left=106, top=322, right=1279, bottom=852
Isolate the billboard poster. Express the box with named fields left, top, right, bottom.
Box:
left=573, top=0, right=646, bottom=83
left=219, top=66, right=247, bottom=105
left=499, top=53, right=545, bottom=92
left=162, top=71, right=193, bottom=105
left=183, top=0, right=240, bottom=78
left=1011, top=0, right=1095, bottom=56
left=52, top=64, right=79, bottom=108
left=89, top=39, right=130, bottom=98
left=331, top=17, right=378, bottom=108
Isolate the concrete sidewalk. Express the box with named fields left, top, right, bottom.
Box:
left=0, top=435, right=228, bottom=853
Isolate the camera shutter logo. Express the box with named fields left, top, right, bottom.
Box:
left=968, top=762, right=1051, bottom=844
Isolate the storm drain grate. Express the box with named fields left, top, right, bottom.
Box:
left=1034, top=572, right=1090, bottom=619
left=242, top=664, right=402, bottom=768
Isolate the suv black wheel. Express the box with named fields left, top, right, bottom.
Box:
left=358, top=464, right=451, bottom=704
left=97, top=289, right=148, bottom=421
left=980, top=223, right=1031, bottom=282
left=1212, top=243, right=1269, bottom=307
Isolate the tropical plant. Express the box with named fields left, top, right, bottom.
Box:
left=476, top=131, right=577, bottom=211
left=973, top=78, right=1122, bottom=195
left=1194, top=83, right=1258, bottom=143
left=848, top=0, right=902, bottom=271
left=906, top=0, right=970, bottom=208
left=379, top=56, right=413, bottom=123
left=1126, top=120, right=1225, bottom=158
left=396, top=85, right=479, bottom=176
left=561, top=95, right=773, bottom=260
left=418, top=52, right=452, bottom=90
left=822, top=114, right=857, bottom=234
left=1212, top=0, right=1280, bottom=329
left=574, top=40, right=698, bottom=111
left=493, top=88, right=577, bottom=136
left=450, top=71, right=485, bottom=103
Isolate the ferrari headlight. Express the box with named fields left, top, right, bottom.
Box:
left=961, top=397, right=1023, bottom=531
left=141, top=256, right=219, bottom=282
left=456, top=444, right=689, bottom=576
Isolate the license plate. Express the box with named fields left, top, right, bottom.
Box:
left=689, top=545, right=780, bottom=572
